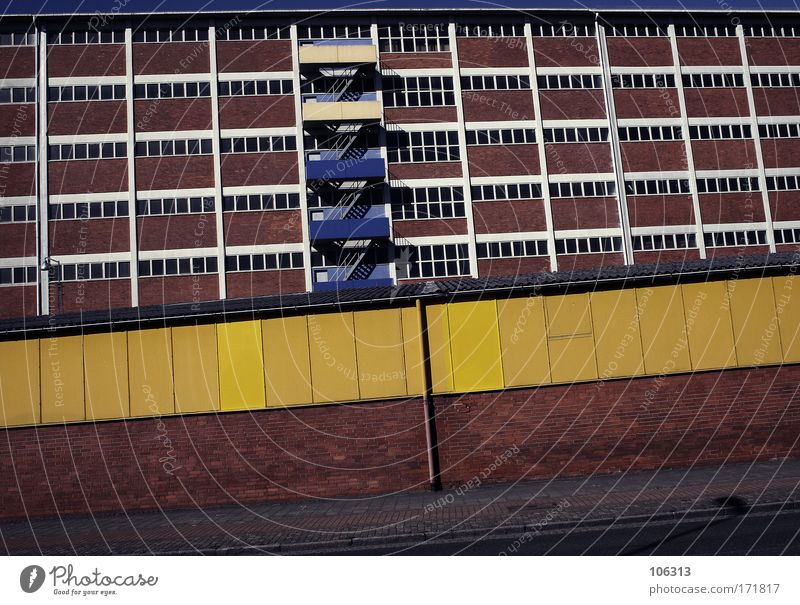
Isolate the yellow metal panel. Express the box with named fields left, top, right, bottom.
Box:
left=682, top=281, right=737, bottom=370
left=496, top=297, right=551, bottom=387
left=591, top=289, right=645, bottom=379
left=728, top=278, right=782, bottom=366
left=41, top=334, right=84, bottom=423
left=308, top=312, right=360, bottom=403
left=172, top=324, right=220, bottom=413
left=303, top=102, right=343, bottom=122
left=298, top=45, right=338, bottom=64
left=84, top=331, right=129, bottom=420
left=264, top=315, right=313, bottom=407
left=401, top=306, right=426, bottom=396
left=354, top=309, right=407, bottom=399
left=548, top=337, right=597, bottom=383
left=774, top=275, right=800, bottom=362
left=637, top=286, right=692, bottom=375
left=425, top=304, right=453, bottom=394
left=217, top=320, right=266, bottom=411
left=341, top=101, right=381, bottom=120
left=0, top=339, right=40, bottom=426
left=545, top=293, right=593, bottom=338
left=128, top=328, right=174, bottom=417
left=336, top=45, right=378, bottom=63
left=447, top=300, right=504, bottom=393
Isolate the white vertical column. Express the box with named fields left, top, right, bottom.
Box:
left=524, top=22, right=557, bottom=272
left=737, top=24, right=776, bottom=253
left=37, top=26, right=49, bottom=314
left=124, top=25, right=140, bottom=306
left=668, top=24, right=707, bottom=259
left=596, top=22, right=634, bottom=265
left=448, top=22, right=478, bottom=278
left=290, top=22, right=312, bottom=290
left=208, top=22, right=227, bottom=298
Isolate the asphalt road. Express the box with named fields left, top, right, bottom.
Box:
left=307, top=508, right=800, bottom=556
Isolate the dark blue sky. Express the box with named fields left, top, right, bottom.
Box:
left=2, top=0, right=798, bottom=16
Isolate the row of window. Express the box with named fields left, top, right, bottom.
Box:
left=137, top=197, right=214, bottom=216
left=466, top=128, right=536, bottom=146
left=751, top=73, right=800, bottom=87
left=387, top=131, right=460, bottom=163
left=50, top=142, right=127, bottom=161
left=0, top=87, right=36, bottom=104
left=49, top=200, right=129, bottom=220
left=132, top=29, right=209, bottom=43
left=134, top=139, right=211, bottom=157
left=220, top=136, right=297, bottom=154
left=383, top=76, right=454, bottom=107
left=138, top=256, right=217, bottom=277
left=456, top=23, right=525, bottom=38
left=682, top=73, right=744, bottom=88
left=0, top=205, right=36, bottom=223
left=537, top=74, right=603, bottom=90
left=471, top=183, right=542, bottom=202
left=48, top=84, right=126, bottom=102
left=222, top=192, right=301, bottom=212
left=47, top=31, right=125, bottom=45
left=775, top=228, right=800, bottom=245
left=0, top=266, right=37, bottom=285
left=554, top=236, right=623, bottom=255
left=543, top=127, right=609, bottom=143
left=391, top=187, right=467, bottom=220
left=476, top=239, right=548, bottom=259
left=618, top=126, right=683, bottom=142
left=400, top=243, right=470, bottom=279
left=0, top=145, right=36, bottom=163
left=225, top=252, right=303, bottom=272
left=378, top=24, right=450, bottom=53
left=0, top=32, right=35, bottom=46
left=461, top=75, right=530, bottom=91
left=689, top=124, right=752, bottom=140
left=219, top=80, right=293, bottom=97
left=632, top=233, right=697, bottom=251
left=696, top=176, right=760, bottom=193
left=47, top=26, right=290, bottom=45
left=50, top=261, right=131, bottom=282
left=551, top=180, right=616, bottom=198
left=218, top=26, right=289, bottom=41
left=625, top=178, right=691, bottom=196
left=611, top=74, right=675, bottom=89
left=759, top=123, right=800, bottom=138
left=298, top=25, right=370, bottom=40
left=704, top=230, right=767, bottom=247
left=133, top=82, right=210, bottom=100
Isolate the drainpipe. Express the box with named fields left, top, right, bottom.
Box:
left=415, top=298, right=442, bottom=491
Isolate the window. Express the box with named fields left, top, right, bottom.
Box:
left=219, top=79, right=293, bottom=96
left=674, top=24, right=737, bottom=37
left=610, top=73, right=675, bottom=88
left=397, top=243, right=470, bottom=279
left=137, top=197, right=214, bottom=216
left=618, top=125, right=682, bottom=141
left=606, top=24, right=667, bottom=37
left=49, top=142, right=126, bottom=161
left=221, top=25, right=289, bottom=40
left=49, top=261, right=131, bottom=282
left=0, top=87, right=36, bottom=104
left=774, top=228, right=800, bottom=244
left=134, top=138, right=212, bottom=157
left=48, top=31, right=124, bottom=44
left=555, top=236, right=622, bottom=254
left=49, top=84, right=125, bottom=102
left=133, top=81, right=211, bottom=99
left=550, top=181, right=616, bottom=198
left=689, top=124, right=752, bottom=139
left=759, top=123, right=800, bottom=138
left=625, top=178, right=691, bottom=196
left=632, top=233, right=697, bottom=251
left=471, top=182, right=543, bottom=201
left=743, top=25, right=800, bottom=37
left=0, top=204, right=36, bottom=223
left=133, top=28, right=209, bottom=43
left=696, top=176, right=760, bottom=193
left=456, top=23, right=525, bottom=37
left=138, top=256, right=218, bottom=277
left=391, top=186, right=465, bottom=220
left=378, top=23, right=450, bottom=53
left=466, top=128, right=536, bottom=145
left=0, top=31, right=35, bottom=46
left=704, top=230, right=767, bottom=247
left=766, top=175, right=800, bottom=191
left=220, top=136, right=297, bottom=154
left=383, top=76, right=454, bottom=107
left=537, top=74, right=603, bottom=90
left=476, top=239, right=548, bottom=259
left=222, top=192, right=300, bottom=211
left=543, top=127, right=609, bottom=143
left=49, top=200, right=129, bottom=219
left=297, top=25, right=370, bottom=40
left=531, top=23, right=595, bottom=37
left=461, top=75, right=530, bottom=90
left=226, top=252, right=303, bottom=272
left=0, top=265, right=37, bottom=285
left=387, top=130, right=460, bottom=163
left=751, top=73, right=800, bottom=87
left=681, top=73, right=744, bottom=88
left=1, top=145, right=36, bottom=162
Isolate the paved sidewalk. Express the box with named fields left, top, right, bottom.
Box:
left=2, top=458, right=800, bottom=555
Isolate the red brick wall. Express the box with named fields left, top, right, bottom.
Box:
left=219, top=95, right=295, bottom=129
left=47, top=44, right=125, bottom=77
left=59, top=279, right=131, bottom=314
left=384, top=107, right=458, bottom=124
left=769, top=191, right=800, bottom=222
left=677, top=37, right=742, bottom=66
left=0, top=104, right=35, bottom=136
left=0, top=47, right=34, bottom=78
left=473, top=200, right=547, bottom=233
left=380, top=53, right=451, bottom=69
left=746, top=38, right=800, bottom=66
left=135, top=156, right=214, bottom=190
left=388, top=162, right=462, bottom=180
left=137, top=215, right=216, bottom=251
left=138, top=274, right=218, bottom=307
left=545, top=143, right=611, bottom=173
left=435, top=365, right=800, bottom=487
left=533, top=38, right=599, bottom=68
left=620, top=141, right=688, bottom=172
left=0, top=223, right=36, bottom=258
left=614, top=89, right=681, bottom=119
left=216, top=40, right=292, bottom=72
left=753, top=88, right=800, bottom=117
left=706, top=245, right=771, bottom=261
left=556, top=252, right=624, bottom=271
left=461, top=90, right=534, bottom=121
left=684, top=88, right=750, bottom=118
left=634, top=249, right=702, bottom=265
left=223, top=210, right=303, bottom=246
left=226, top=269, right=306, bottom=298
left=133, top=42, right=210, bottom=74
left=692, top=139, right=758, bottom=171
left=134, top=98, right=212, bottom=132
left=1, top=162, right=36, bottom=196
left=478, top=257, right=550, bottom=278
left=457, top=37, right=528, bottom=67
left=0, top=285, right=36, bottom=319
left=49, top=159, right=128, bottom=195
left=48, top=101, right=127, bottom=135
left=551, top=197, right=619, bottom=230
left=467, top=144, right=539, bottom=177
left=628, top=195, right=695, bottom=227
left=539, top=90, right=606, bottom=120
left=49, top=218, right=130, bottom=255
left=0, top=399, right=428, bottom=519
left=607, top=37, right=673, bottom=66
left=699, top=192, right=765, bottom=224
left=393, top=218, right=468, bottom=237
left=220, top=153, right=298, bottom=187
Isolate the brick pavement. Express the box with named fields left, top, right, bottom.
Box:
left=2, top=457, right=799, bottom=555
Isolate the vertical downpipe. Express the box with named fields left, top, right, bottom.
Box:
left=416, top=298, right=442, bottom=491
